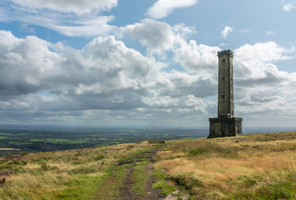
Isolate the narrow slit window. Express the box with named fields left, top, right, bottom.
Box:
left=222, top=59, right=226, bottom=63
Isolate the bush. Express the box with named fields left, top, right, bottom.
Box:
left=170, top=174, right=203, bottom=188
left=72, top=166, right=96, bottom=174
left=41, top=163, right=50, bottom=171
left=189, top=147, right=206, bottom=156
left=148, top=140, right=165, bottom=144
left=94, top=155, right=105, bottom=161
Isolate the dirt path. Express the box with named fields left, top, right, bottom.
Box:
left=119, top=149, right=166, bottom=200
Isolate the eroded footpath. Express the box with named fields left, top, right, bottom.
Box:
left=91, top=142, right=167, bottom=200
left=119, top=149, right=166, bottom=200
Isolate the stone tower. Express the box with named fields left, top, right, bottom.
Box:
left=208, top=50, right=242, bottom=138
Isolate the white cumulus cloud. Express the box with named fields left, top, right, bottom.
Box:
left=1, top=29, right=296, bottom=126
left=120, top=19, right=176, bottom=55
left=283, top=3, right=295, bottom=12
left=147, top=0, right=198, bottom=19
left=221, top=26, right=233, bottom=39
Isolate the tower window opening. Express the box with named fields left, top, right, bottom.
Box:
left=222, top=77, right=225, bottom=80
left=222, top=95, right=225, bottom=99
left=222, top=59, right=226, bottom=63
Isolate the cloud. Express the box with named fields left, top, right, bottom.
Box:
left=283, top=3, right=295, bottom=12
left=235, top=41, right=293, bottom=67
left=174, top=41, right=221, bottom=73
left=0, top=31, right=59, bottom=99
left=249, top=88, right=279, bottom=102
left=234, top=41, right=293, bottom=87
left=219, top=42, right=227, bottom=47
left=221, top=26, right=233, bottom=39
left=0, top=2, right=116, bottom=37
left=0, top=30, right=296, bottom=126
left=0, top=30, right=223, bottom=125
left=120, top=19, right=176, bottom=54
left=121, top=20, right=218, bottom=73
left=52, top=16, right=116, bottom=37
left=20, top=24, right=34, bottom=33
left=9, top=0, right=118, bottom=15
left=265, top=31, right=275, bottom=36
left=232, top=41, right=296, bottom=120
left=0, top=30, right=213, bottom=110
left=239, top=29, right=249, bottom=33
left=147, top=0, right=198, bottom=19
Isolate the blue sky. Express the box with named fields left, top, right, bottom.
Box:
left=0, top=0, right=295, bottom=128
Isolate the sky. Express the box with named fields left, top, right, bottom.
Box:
left=0, top=0, right=296, bottom=128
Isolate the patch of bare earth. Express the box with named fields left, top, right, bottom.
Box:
left=120, top=150, right=166, bottom=200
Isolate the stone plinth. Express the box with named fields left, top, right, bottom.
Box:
left=208, top=117, right=243, bottom=138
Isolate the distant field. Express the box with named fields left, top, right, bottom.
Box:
left=45, top=139, right=89, bottom=144
left=0, top=148, right=21, bottom=150
left=0, top=128, right=197, bottom=153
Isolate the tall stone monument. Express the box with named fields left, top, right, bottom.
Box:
left=208, top=50, right=242, bottom=138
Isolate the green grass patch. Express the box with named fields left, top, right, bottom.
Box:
left=0, top=133, right=11, bottom=136
left=189, top=147, right=206, bottom=156
left=30, top=139, right=44, bottom=142
left=51, top=174, right=106, bottom=200
left=97, top=138, right=109, bottom=140
left=91, top=164, right=129, bottom=200
left=9, top=142, right=31, bottom=145
left=17, top=133, right=28, bottom=136
left=69, top=140, right=89, bottom=144
left=0, top=136, right=7, bottom=139
left=44, top=139, right=89, bottom=144
left=132, top=161, right=150, bottom=196
left=152, top=168, right=177, bottom=195
left=45, top=139, right=71, bottom=143
left=93, top=155, right=105, bottom=161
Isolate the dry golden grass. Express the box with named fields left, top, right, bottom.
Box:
left=0, top=141, right=157, bottom=199
left=2, top=132, right=296, bottom=199
left=154, top=131, right=296, bottom=199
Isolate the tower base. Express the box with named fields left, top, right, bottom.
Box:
left=208, top=117, right=243, bottom=138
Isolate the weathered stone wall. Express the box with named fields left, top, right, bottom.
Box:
left=218, top=50, right=234, bottom=118
left=208, top=118, right=243, bottom=138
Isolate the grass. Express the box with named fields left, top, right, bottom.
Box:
left=44, top=139, right=89, bottom=144
left=9, top=142, right=32, bottom=145
left=30, top=139, right=44, bottom=142
left=0, top=140, right=159, bottom=199
left=153, top=131, right=296, bottom=199
left=132, top=161, right=150, bottom=196
left=152, top=167, right=177, bottom=195
left=2, top=132, right=296, bottom=199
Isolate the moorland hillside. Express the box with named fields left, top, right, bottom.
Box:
left=1, top=132, right=296, bottom=199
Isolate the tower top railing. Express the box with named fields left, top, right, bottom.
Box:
left=217, top=49, right=233, bottom=58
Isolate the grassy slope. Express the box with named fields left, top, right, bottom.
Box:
left=154, top=131, right=296, bottom=199
left=1, top=132, right=296, bottom=199
left=0, top=141, right=161, bottom=200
